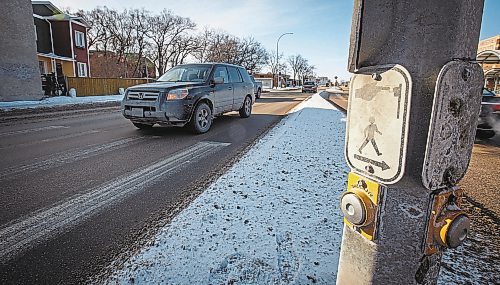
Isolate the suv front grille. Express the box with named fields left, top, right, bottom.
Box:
left=127, top=91, right=160, bottom=101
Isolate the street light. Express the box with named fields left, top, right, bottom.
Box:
left=276, top=32, right=293, bottom=88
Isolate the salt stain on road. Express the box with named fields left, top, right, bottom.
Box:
left=105, top=94, right=349, bottom=284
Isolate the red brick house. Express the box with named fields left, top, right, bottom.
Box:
left=33, top=1, right=91, bottom=78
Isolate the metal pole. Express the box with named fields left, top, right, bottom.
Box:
left=337, top=1, right=484, bottom=284
left=276, top=32, right=293, bottom=88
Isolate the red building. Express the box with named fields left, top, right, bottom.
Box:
left=33, top=1, right=91, bottom=78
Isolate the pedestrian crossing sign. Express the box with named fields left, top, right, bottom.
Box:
left=345, top=64, right=412, bottom=184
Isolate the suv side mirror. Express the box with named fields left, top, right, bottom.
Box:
left=213, top=77, right=224, bottom=84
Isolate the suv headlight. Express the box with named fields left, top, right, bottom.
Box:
left=166, top=88, right=189, bottom=100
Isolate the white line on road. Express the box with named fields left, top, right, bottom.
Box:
left=0, top=141, right=230, bottom=263
left=0, top=125, right=69, bottom=137
left=0, top=136, right=143, bottom=181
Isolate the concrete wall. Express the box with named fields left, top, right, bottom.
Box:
left=0, top=0, right=43, bottom=101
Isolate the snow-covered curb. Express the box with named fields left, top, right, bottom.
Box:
left=325, top=87, right=344, bottom=94
left=105, top=93, right=349, bottom=284
left=0, top=95, right=123, bottom=111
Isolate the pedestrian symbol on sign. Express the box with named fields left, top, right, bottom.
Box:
left=345, top=65, right=412, bottom=184
left=358, top=117, right=382, bottom=156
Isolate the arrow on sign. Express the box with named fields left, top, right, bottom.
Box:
left=354, top=154, right=390, bottom=171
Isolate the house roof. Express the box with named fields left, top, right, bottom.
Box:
left=32, top=1, right=90, bottom=28
left=32, top=1, right=62, bottom=15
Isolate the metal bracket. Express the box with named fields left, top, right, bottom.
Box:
left=423, top=187, right=466, bottom=255
left=422, top=60, right=484, bottom=190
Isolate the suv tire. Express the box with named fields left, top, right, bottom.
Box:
left=239, top=96, right=252, bottom=118
left=190, top=102, right=213, bottom=134
left=256, top=88, right=261, bottom=99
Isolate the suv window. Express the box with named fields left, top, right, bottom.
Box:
left=213, top=66, right=229, bottom=83
left=240, top=68, right=253, bottom=83
left=228, top=67, right=243, bottom=83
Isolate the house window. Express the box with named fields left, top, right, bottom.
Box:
left=75, top=31, right=85, bottom=48
left=77, top=62, right=87, bottom=77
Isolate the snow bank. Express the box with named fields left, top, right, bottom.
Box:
left=0, top=95, right=124, bottom=111
left=106, top=93, right=349, bottom=284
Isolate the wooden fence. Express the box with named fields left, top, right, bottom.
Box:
left=67, top=77, right=153, bottom=97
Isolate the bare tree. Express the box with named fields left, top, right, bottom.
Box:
left=192, top=28, right=214, bottom=63
left=267, top=52, right=287, bottom=88
left=171, top=35, right=201, bottom=66
left=73, top=7, right=272, bottom=78
left=236, top=37, right=269, bottom=72
left=205, top=31, right=239, bottom=64
left=76, top=7, right=113, bottom=52
left=287, top=54, right=308, bottom=82
left=128, top=9, right=151, bottom=77
left=145, top=10, right=196, bottom=75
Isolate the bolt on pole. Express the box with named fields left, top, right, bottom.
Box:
left=336, top=1, right=484, bottom=284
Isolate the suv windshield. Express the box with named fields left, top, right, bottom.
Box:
left=304, top=82, right=315, bottom=86
left=158, top=65, right=212, bottom=82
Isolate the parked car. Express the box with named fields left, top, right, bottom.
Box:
left=302, top=81, right=318, bottom=93
left=122, top=63, right=255, bottom=134
left=249, top=75, right=262, bottom=99
left=477, top=88, right=500, bottom=139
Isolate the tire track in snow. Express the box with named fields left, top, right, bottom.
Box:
left=0, top=136, right=143, bottom=181
left=0, top=141, right=230, bottom=263
left=0, top=125, right=69, bottom=137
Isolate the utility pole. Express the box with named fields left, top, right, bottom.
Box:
left=0, top=0, right=42, bottom=101
left=337, top=1, right=484, bottom=284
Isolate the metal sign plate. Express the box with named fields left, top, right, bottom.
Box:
left=345, top=65, right=412, bottom=184
left=422, top=61, right=484, bottom=190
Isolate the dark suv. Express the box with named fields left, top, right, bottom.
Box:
left=302, top=81, right=318, bottom=93
left=122, top=63, right=255, bottom=133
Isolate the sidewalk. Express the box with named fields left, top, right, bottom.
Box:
left=104, top=93, right=349, bottom=284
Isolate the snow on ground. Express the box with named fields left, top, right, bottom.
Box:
left=0, top=95, right=123, bottom=111
left=105, top=93, right=349, bottom=285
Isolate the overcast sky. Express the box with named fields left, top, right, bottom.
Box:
left=52, top=0, right=499, bottom=81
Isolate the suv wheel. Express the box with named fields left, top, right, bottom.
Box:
left=190, top=102, right=213, bottom=134
left=132, top=122, right=153, bottom=129
left=239, top=96, right=252, bottom=118
left=256, top=88, right=261, bottom=99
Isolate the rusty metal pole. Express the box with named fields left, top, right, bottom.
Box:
left=336, top=1, right=485, bottom=284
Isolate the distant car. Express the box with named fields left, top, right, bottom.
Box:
left=302, top=81, right=318, bottom=93
left=249, top=75, right=262, bottom=99
left=477, top=88, right=500, bottom=139
left=122, top=63, right=255, bottom=134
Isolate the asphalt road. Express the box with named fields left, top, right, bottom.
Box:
left=0, top=91, right=308, bottom=284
